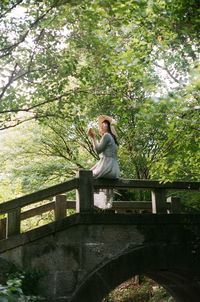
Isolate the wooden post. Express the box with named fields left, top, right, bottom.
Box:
left=6, top=208, right=21, bottom=238
left=55, top=195, right=67, bottom=220
left=167, top=197, right=181, bottom=213
left=76, top=170, right=94, bottom=213
left=0, top=218, right=7, bottom=240
left=151, top=189, right=166, bottom=213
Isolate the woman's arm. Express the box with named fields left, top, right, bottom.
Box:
left=93, top=133, right=111, bottom=154
left=88, top=129, right=111, bottom=154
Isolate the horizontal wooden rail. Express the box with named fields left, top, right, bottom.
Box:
left=21, top=200, right=76, bottom=220
left=12, top=198, right=182, bottom=222
left=112, top=201, right=152, bottom=210
left=20, top=200, right=154, bottom=220
left=93, top=178, right=200, bottom=191
left=0, top=178, right=78, bottom=215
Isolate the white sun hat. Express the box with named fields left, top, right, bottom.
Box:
left=98, top=115, right=117, bottom=137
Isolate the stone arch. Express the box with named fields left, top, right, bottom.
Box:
left=70, top=243, right=200, bottom=302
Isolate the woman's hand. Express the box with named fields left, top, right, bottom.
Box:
left=88, top=128, right=96, bottom=139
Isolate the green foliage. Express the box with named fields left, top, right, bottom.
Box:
left=20, top=270, right=45, bottom=296
left=0, top=119, right=94, bottom=198
left=103, top=277, right=174, bottom=302
left=0, top=0, right=199, bottom=201
left=149, top=67, right=200, bottom=181
left=0, top=273, right=44, bottom=302
left=0, top=7, right=198, bottom=302
left=149, top=287, right=174, bottom=302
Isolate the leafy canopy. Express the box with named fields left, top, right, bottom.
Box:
left=0, top=0, right=199, bottom=197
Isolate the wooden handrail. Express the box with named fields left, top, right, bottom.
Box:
left=0, top=197, right=181, bottom=240
left=20, top=200, right=76, bottom=220
left=0, top=170, right=199, bottom=239
left=0, top=178, right=78, bottom=215
left=93, top=178, right=200, bottom=190
left=19, top=199, right=182, bottom=221
left=0, top=174, right=199, bottom=216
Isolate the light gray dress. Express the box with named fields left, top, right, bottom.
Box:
left=91, top=133, right=120, bottom=209
left=92, top=133, right=120, bottom=179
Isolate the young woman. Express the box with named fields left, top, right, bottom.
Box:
left=88, top=115, right=120, bottom=208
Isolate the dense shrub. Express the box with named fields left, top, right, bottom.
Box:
left=0, top=273, right=44, bottom=302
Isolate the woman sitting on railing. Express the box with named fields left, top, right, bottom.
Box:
left=88, top=115, right=120, bottom=209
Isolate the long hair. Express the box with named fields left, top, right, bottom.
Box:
left=103, top=120, right=119, bottom=146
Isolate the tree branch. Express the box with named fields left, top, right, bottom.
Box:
left=0, top=4, right=57, bottom=58
left=0, top=112, right=58, bottom=131
left=154, top=61, right=181, bottom=84
left=0, top=63, right=18, bottom=99
left=0, top=0, right=23, bottom=19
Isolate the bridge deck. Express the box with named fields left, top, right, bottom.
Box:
left=1, top=212, right=200, bottom=254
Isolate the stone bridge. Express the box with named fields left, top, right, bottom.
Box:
left=0, top=171, right=200, bottom=302
left=1, top=213, right=200, bottom=302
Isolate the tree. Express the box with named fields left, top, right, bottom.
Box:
left=0, top=0, right=199, bottom=198
left=149, top=66, right=200, bottom=181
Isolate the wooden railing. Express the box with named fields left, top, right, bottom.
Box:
left=0, top=170, right=199, bottom=240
